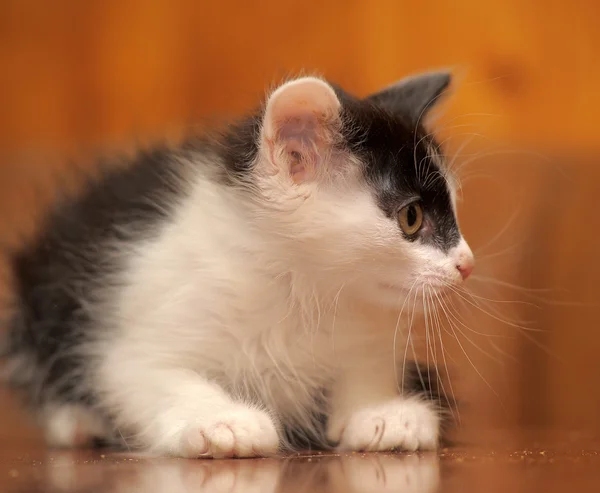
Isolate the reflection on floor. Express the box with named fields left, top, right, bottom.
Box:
left=2, top=432, right=600, bottom=493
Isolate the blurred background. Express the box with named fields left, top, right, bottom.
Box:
left=1, top=0, right=599, bottom=445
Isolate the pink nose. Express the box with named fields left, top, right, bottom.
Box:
left=456, top=262, right=473, bottom=281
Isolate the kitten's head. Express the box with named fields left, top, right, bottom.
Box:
left=247, top=72, right=473, bottom=307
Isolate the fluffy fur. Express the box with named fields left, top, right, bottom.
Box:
left=2, top=71, right=474, bottom=458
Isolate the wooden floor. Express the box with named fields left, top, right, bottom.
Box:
left=2, top=431, right=600, bottom=492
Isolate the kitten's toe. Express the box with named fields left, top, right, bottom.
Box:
left=207, top=424, right=237, bottom=458
left=182, top=429, right=210, bottom=457
left=338, top=414, right=386, bottom=451
left=181, top=407, right=279, bottom=458
left=337, top=398, right=439, bottom=452
left=377, top=402, right=439, bottom=451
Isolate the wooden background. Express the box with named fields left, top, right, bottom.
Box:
left=1, top=0, right=600, bottom=443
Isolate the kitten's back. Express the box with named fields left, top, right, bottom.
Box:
left=3, top=145, right=196, bottom=408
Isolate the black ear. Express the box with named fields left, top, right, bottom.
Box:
left=367, top=70, right=452, bottom=125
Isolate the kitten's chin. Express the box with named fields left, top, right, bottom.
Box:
left=351, top=282, right=418, bottom=309
left=346, top=275, right=455, bottom=310
left=364, top=280, right=453, bottom=309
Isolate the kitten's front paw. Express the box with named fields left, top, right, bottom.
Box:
left=179, top=407, right=279, bottom=459
left=335, top=399, right=439, bottom=452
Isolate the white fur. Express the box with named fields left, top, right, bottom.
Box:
left=331, top=397, right=439, bottom=451
left=66, top=77, right=474, bottom=457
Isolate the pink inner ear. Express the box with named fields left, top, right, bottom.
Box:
left=277, top=113, right=319, bottom=143
left=275, top=113, right=323, bottom=182
left=262, top=77, right=341, bottom=183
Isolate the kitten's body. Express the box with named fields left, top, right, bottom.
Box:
left=2, top=72, right=473, bottom=457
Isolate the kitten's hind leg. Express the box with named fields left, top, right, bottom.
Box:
left=42, top=404, right=112, bottom=448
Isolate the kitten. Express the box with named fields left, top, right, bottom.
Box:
left=2, top=71, right=474, bottom=458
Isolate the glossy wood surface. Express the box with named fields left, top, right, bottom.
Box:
left=2, top=431, right=600, bottom=493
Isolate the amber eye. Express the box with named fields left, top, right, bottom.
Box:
left=398, top=203, right=423, bottom=236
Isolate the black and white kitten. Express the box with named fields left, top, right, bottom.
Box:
left=2, top=72, right=474, bottom=458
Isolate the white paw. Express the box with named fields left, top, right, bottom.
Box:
left=334, top=399, right=439, bottom=452
left=178, top=407, right=280, bottom=459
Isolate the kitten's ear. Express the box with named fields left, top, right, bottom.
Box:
left=260, top=77, right=341, bottom=183
left=367, top=70, right=452, bottom=125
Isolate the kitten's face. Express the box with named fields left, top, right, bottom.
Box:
left=256, top=73, right=474, bottom=308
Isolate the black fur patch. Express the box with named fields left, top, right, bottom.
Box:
left=336, top=88, right=460, bottom=252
